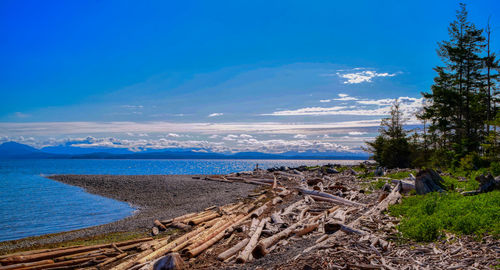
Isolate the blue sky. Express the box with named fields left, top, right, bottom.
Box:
left=1, top=0, right=499, bottom=153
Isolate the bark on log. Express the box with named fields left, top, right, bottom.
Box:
left=217, top=239, right=249, bottom=261
left=236, top=218, right=269, bottom=263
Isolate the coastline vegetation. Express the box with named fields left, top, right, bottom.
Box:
left=368, top=3, right=500, bottom=242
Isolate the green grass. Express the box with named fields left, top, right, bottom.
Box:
left=389, top=191, right=500, bottom=242
left=385, top=171, right=415, bottom=179
left=441, top=175, right=480, bottom=191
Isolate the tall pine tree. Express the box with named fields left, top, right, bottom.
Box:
left=420, top=3, right=487, bottom=165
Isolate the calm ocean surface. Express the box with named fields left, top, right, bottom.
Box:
left=0, top=159, right=363, bottom=241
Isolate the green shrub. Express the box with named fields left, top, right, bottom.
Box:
left=385, top=171, right=414, bottom=179
left=389, top=191, right=500, bottom=242
left=490, top=162, right=500, bottom=176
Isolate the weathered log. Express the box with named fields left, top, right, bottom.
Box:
left=0, top=259, right=54, bottom=270
left=248, top=218, right=259, bottom=236
left=297, top=188, right=366, bottom=207
left=415, top=169, right=446, bottom=194
left=186, top=215, right=246, bottom=257
left=161, top=211, right=201, bottom=225
left=132, top=227, right=205, bottom=266
left=187, top=212, right=220, bottom=225
left=170, top=222, right=192, bottom=231
left=281, top=199, right=305, bottom=216
left=294, top=224, right=318, bottom=237
left=324, top=222, right=367, bottom=235
left=390, top=179, right=415, bottom=193
left=270, top=212, right=284, bottom=225
left=0, top=238, right=152, bottom=265
left=26, top=256, right=105, bottom=270
left=96, top=252, right=128, bottom=268
left=252, top=221, right=302, bottom=259
left=0, top=246, right=85, bottom=260
left=236, top=218, right=269, bottom=263
left=204, top=177, right=232, bottom=183
left=250, top=202, right=269, bottom=218
left=181, top=217, right=234, bottom=253
left=271, top=196, right=283, bottom=205
left=217, top=238, right=249, bottom=261
left=243, top=179, right=272, bottom=186
left=154, top=220, right=167, bottom=231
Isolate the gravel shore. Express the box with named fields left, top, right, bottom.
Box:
left=1, top=174, right=256, bottom=252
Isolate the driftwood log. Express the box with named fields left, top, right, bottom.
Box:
left=297, top=188, right=366, bottom=207
left=236, top=218, right=269, bottom=263
left=217, top=238, right=249, bottom=261
left=415, top=169, right=446, bottom=194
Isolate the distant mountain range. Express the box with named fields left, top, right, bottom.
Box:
left=0, top=141, right=369, bottom=160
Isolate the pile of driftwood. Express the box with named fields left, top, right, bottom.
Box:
left=0, top=238, right=153, bottom=270
left=2, top=164, right=498, bottom=269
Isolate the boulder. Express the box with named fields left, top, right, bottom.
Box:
left=153, top=252, right=185, bottom=270
left=374, top=167, right=385, bottom=177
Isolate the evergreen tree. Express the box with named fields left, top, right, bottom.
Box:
left=420, top=3, right=488, bottom=165
left=365, top=101, right=411, bottom=168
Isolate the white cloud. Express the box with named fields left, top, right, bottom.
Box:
left=337, top=70, right=396, bottom=84
left=348, top=131, right=367, bottom=136
left=166, top=133, right=180, bottom=138
left=319, top=99, right=331, bottom=103
left=209, top=135, right=219, bottom=139
left=208, top=113, right=223, bottom=117
left=294, top=134, right=307, bottom=139
left=222, top=134, right=239, bottom=141
left=239, top=134, right=253, bottom=139
left=265, top=97, right=423, bottom=120
left=265, top=106, right=347, bottom=116
left=121, top=105, right=144, bottom=109
left=333, top=93, right=358, bottom=101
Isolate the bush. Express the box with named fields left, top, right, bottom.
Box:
left=490, top=162, right=500, bottom=176
left=389, top=191, right=500, bottom=242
